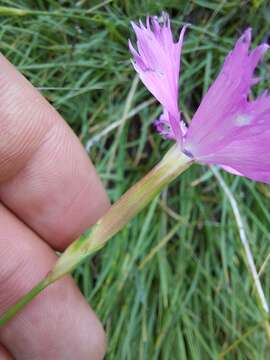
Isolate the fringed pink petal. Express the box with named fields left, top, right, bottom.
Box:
left=184, top=28, right=270, bottom=182
left=129, top=14, right=188, bottom=144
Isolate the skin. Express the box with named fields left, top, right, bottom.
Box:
left=0, top=54, right=110, bottom=360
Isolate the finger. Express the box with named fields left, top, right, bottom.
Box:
left=0, top=203, right=106, bottom=360
left=0, top=344, right=13, bottom=360
left=0, top=53, right=109, bottom=250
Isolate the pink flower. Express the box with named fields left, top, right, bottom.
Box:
left=129, top=15, right=270, bottom=183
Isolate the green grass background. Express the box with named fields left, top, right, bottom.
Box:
left=1, top=0, right=270, bottom=358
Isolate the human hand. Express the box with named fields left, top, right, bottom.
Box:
left=0, top=54, right=109, bottom=360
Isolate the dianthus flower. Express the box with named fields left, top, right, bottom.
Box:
left=129, top=13, right=270, bottom=183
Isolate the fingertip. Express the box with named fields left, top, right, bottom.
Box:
left=0, top=53, right=110, bottom=250
left=84, top=311, right=107, bottom=360
left=0, top=204, right=107, bottom=360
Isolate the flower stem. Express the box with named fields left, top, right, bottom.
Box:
left=0, top=145, right=192, bottom=327
left=0, top=278, right=49, bottom=326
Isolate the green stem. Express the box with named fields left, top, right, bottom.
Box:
left=0, top=278, right=49, bottom=326
left=0, top=145, right=192, bottom=327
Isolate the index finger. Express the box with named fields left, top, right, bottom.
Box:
left=0, top=54, right=109, bottom=250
